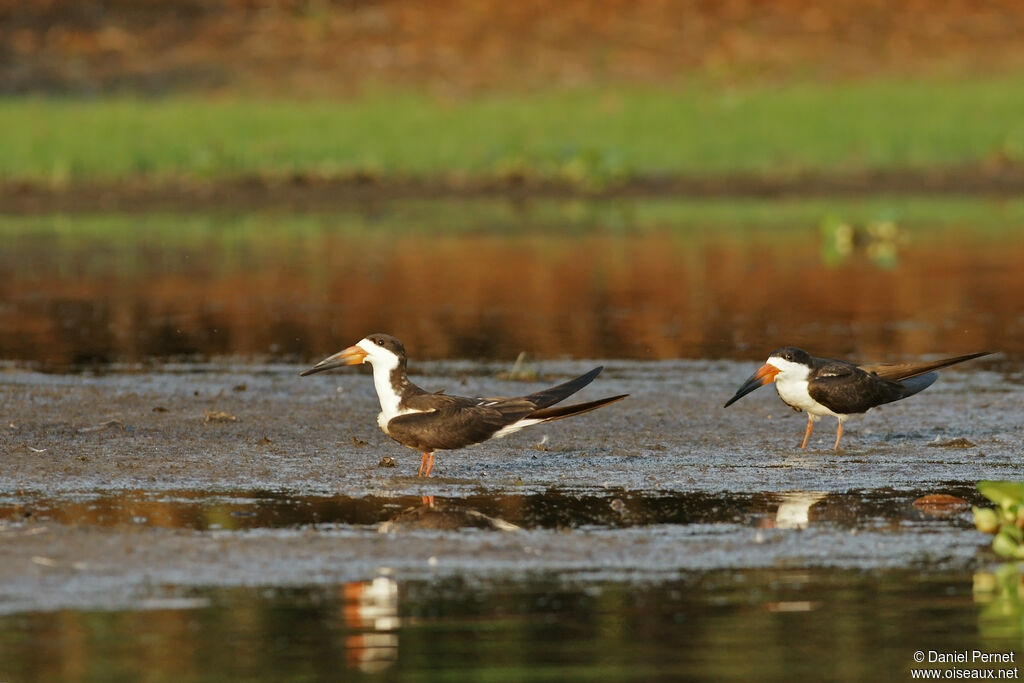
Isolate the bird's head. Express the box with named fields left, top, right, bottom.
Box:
left=723, top=347, right=811, bottom=407
left=300, top=333, right=407, bottom=376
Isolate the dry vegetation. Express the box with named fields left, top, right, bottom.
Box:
left=3, top=0, right=1024, bottom=96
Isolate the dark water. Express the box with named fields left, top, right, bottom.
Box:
left=0, top=486, right=982, bottom=531
left=0, top=570, right=1020, bottom=681
left=2, top=573, right=1015, bottom=683
left=0, top=488, right=1019, bottom=681
left=2, top=198, right=1023, bottom=369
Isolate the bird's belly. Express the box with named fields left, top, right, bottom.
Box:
left=776, top=382, right=840, bottom=418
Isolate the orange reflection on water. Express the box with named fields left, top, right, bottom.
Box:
left=1, top=218, right=1019, bottom=366
left=342, top=573, right=400, bottom=673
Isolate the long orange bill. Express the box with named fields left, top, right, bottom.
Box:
left=724, top=363, right=781, bottom=408
left=300, top=345, right=368, bottom=376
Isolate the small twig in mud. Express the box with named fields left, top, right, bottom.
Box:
left=928, top=437, right=976, bottom=448
left=78, top=419, right=125, bottom=433
left=10, top=443, right=47, bottom=454
left=203, top=410, right=238, bottom=423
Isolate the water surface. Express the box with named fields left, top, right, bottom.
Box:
left=3, top=198, right=1021, bottom=368
left=2, top=197, right=1022, bottom=680
left=2, top=569, right=1018, bottom=681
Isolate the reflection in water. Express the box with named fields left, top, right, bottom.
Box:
left=378, top=495, right=522, bottom=532
left=2, top=202, right=1022, bottom=368
left=342, top=571, right=400, bottom=673
left=0, top=486, right=979, bottom=531
left=974, top=564, right=1024, bottom=638
left=820, top=217, right=903, bottom=268
left=769, top=491, right=829, bottom=530
left=0, top=570, right=1015, bottom=681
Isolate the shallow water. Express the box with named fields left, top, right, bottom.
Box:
left=2, top=198, right=1023, bottom=679
left=2, top=569, right=1020, bottom=682
left=0, top=485, right=983, bottom=532
left=2, top=356, right=1022, bottom=679
left=0, top=478, right=1015, bottom=680
left=2, top=198, right=1023, bottom=368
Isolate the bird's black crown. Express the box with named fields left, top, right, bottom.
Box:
left=769, top=347, right=812, bottom=365
left=365, top=333, right=407, bottom=358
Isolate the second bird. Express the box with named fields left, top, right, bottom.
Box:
left=724, top=347, right=989, bottom=449
left=301, top=333, right=628, bottom=477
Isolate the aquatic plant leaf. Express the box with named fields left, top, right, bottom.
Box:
left=974, top=506, right=1001, bottom=534
left=992, top=530, right=1021, bottom=558
left=1000, top=523, right=1024, bottom=543
left=978, top=481, right=1024, bottom=509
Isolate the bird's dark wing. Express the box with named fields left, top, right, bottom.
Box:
left=386, top=397, right=536, bottom=452
left=402, top=392, right=462, bottom=411
left=387, top=367, right=612, bottom=452
left=859, top=351, right=990, bottom=382
left=808, top=361, right=912, bottom=414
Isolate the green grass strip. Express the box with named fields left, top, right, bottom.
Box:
left=2, top=78, right=1023, bottom=182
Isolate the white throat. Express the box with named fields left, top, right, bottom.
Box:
left=367, top=353, right=404, bottom=422
left=356, top=339, right=431, bottom=435
left=769, top=357, right=839, bottom=419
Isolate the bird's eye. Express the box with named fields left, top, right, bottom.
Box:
left=375, top=338, right=384, bottom=346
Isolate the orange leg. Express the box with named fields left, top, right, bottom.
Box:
left=833, top=421, right=844, bottom=450
left=417, top=452, right=435, bottom=477
left=800, top=417, right=814, bottom=449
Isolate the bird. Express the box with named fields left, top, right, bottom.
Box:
left=723, top=347, right=990, bottom=450
left=300, top=333, right=628, bottom=477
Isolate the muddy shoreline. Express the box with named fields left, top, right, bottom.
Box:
left=3, top=359, right=1017, bottom=495
left=1, top=358, right=1019, bottom=615
left=4, top=163, right=1024, bottom=215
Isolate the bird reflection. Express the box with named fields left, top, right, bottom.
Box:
left=378, top=496, right=521, bottom=532
left=770, top=491, right=828, bottom=529
left=342, top=570, right=400, bottom=673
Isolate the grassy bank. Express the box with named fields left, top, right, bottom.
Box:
left=2, top=78, right=1023, bottom=183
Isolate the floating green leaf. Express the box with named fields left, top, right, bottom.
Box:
left=978, top=481, right=1024, bottom=509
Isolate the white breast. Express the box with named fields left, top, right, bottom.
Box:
left=369, top=360, right=432, bottom=435
left=775, top=375, right=838, bottom=420
left=768, top=357, right=840, bottom=420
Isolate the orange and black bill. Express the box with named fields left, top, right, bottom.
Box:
left=723, top=364, right=780, bottom=408
left=299, top=345, right=368, bottom=376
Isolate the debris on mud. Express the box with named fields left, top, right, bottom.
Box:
left=203, top=410, right=237, bottom=423
left=77, top=419, right=126, bottom=433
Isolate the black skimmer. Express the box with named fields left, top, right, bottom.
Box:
left=723, top=347, right=990, bottom=449
left=301, top=333, right=628, bottom=476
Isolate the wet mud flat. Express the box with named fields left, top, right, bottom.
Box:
left=1, top=358, right=1023, bottom=680
left=1, top=358, right=1018, bottom=599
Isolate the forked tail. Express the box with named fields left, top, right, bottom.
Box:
left=862, top=351, right=991, bottom=382
left=529, top=394, right=629, bottom=422
left=524, top=366, right=604, bottom=409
